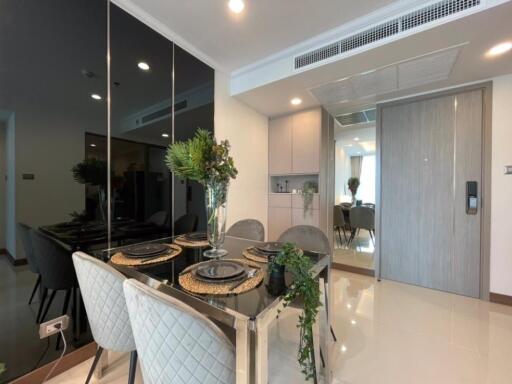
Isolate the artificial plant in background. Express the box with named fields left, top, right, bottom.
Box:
left=301, top=181, right=318, bottom=217
left=165, top=129, right=237, bottom=257
left=269, top=242, right=322, bottom=381
left=348, top=177, right=360, bottom=204
left=72, top=158, right=108, bottom=221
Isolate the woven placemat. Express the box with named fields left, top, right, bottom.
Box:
left=111, top=244, right=182, bottom=267
left=243, top=247, right=270, bottom=263
left=174, top=236, right=209, bottom=249
left=178, top=259, right=265, bottom=295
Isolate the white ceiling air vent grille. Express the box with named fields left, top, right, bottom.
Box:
left=295, top=42, right=339, bottom=70
left=294, top=0, right=481, bottom=70
left=336, top=108, right=376, bottom=127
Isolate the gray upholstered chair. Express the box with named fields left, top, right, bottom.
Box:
left=226, top=219, right=265, bottom=241
left=18, top=223, right=42, bottom=306
left=148, top=210, right=169, bottom=227
left=333, top=206, right=348, bottom=247
left=123, top=278, right=235, bottom=384
left=72, top=252, right=137, bottom=384
left=278, top=225, right=330, bottom=254
left=349, top=206, right=375, bottom=245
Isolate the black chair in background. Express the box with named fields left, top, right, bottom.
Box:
left=174, top=214, right=198, bottom=235
left=18, top=223, right=42, bottom=310
left=30, top=230, right=78, bottom=330
left=333, top=206, right=348, bottom=247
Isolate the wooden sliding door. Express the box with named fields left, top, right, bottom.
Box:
left=379, top=89, right=484, bottom=298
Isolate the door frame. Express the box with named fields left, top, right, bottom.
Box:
left=375, top=81, right=492, bottom=300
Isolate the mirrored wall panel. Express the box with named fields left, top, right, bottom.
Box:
left=0, top=0, right=107, bottom=381
left=0, top=1, right=214, bottom=382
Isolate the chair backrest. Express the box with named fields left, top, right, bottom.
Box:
left=72, top=252, right=136, bottom=352
left=123, top=279, right=235, bottom=384
left=174, top=213, right=198, bottom=235
left=226, top=219, right=265, bottom=241
left=333, top=206, right=346, bottom=228
left=278, top=225, right=330, bottom=254
left=349, top=206, right=375, bottom=231
left=30, top=230, right=76, bottom=291
left=148, top=210, right=168, bottom=227
left=18, top=223, right=38, bottom=274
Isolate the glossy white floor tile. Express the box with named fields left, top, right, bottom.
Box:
left=333, top=230, right=375, bottom=270
left=48, top=271, right=512, bottom=384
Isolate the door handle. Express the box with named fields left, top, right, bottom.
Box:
left=466, top=181, right=478, bottom=215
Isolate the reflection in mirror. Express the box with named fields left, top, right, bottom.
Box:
left=109, top=3, right=173, bottom=245
left=0, top=0, right=106, bottom=381
left=173, top=45, right=215, bottom=233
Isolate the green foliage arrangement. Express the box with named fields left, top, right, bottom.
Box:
left=348, top=177, right=360, bottom=200
left=301, top=181, right=318, bottom=217
left=270, top=242, right=322, bottom=381
left=165, top=129, right=237, bottom=194
left=72, top=158, right=108, bottom=187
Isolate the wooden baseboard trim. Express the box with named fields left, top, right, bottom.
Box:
left=9, top=342, right=97, bottom=384
left=490, top=292, right=512, bottom=307
left=332, top=262, right=375, bottom=277
left=1, top=250, right=27, bottom=266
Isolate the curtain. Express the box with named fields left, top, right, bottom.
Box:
left=350, top=156, right=363, bottom=179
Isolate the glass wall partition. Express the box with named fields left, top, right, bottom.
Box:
left=0, top=1, right=214, bottom=382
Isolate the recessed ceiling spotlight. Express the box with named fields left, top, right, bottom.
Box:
left=91, top=94, right=102, bottom=100
left=290, top=97, right=302, bottom=106
left=228, top=0, right=245, bottom=13
left=354, top=137, right=360, bottom=141
left=486, top=42, right=512, bottom=57
left=138, top=61, right=150, bottom=71
left=89, top=143, right=97, bottom=147
left=162, top=133, right=169, bottom=138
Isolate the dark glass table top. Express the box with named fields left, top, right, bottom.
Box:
left=93, top=235, right=328, bottom=320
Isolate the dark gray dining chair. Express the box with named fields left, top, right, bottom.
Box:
left=174, top=213, right=198, bottom=235
left=348, top=206, right=375, bottom=245
left=147, top=210, right=168, bottom=227
left=18, top=223, right=42, bottom=307
left=30, top=230, right=77, bottom=330
left=227, top=219, right=265, bottom=241
left=333, top=206, right=348, bottom=247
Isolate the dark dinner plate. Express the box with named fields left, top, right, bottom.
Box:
left=255, top=242, right=284, bottom=254
left=184, top=232, right=207, bottom=241
left=124, top=244, right=170, bottom=259
left=195, top=260, right=245, bottom=280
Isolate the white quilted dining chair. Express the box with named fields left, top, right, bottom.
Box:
left=123, top=278, right=235, bottom=384
left=72, top=252, right=138, bottom=384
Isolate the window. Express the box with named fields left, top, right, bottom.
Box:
left=358, top=155, right=376, bottom=203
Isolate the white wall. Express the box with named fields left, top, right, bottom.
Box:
left=334, top=142, right=351, bottom=204
left=490, top=74, right=512, bottom=296
left=214, top=72, right=269, bottom=236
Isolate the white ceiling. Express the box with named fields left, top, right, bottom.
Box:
left=234, top=1, right=512, bottom=117
left=336, top=126, right=376, bottom=156
left=115, top=0, right=399, bottom=72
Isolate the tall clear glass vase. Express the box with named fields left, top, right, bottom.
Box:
left=203, top=182, right=229, bottom=259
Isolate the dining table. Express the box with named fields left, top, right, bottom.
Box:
left=93, top=235, right=333, bottom=384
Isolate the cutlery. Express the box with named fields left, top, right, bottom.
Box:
left=230, top=269, right=258, bottom=291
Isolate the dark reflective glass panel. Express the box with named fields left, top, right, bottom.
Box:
left=109, top=3, right=173, bottom=245
left=173, top=45, right=214, bottom=232
left=0, top=0, right=106, bottom=381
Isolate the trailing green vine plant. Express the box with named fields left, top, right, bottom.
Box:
left=269, top=242, right=322, bottom=381
left=301, top=181, right=318, bottom=218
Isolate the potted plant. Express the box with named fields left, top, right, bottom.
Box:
left=348, top=177, right=360, bottom=204
left=301, top=181, right=318, bottom=217
left=72, top=158, right=108, bottom=221
left=166, top=129, right=237, bottom=258
left=269, top=243, right=322, bottom=381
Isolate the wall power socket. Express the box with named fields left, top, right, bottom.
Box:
left=39, top=315, right=70, bottom=339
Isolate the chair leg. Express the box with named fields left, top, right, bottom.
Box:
left=308, top=324, right=318, bottom=384
left=128, top=351, right=138, bottom=384
left=337, top=228, right=343, bottom=247
left=39, top=290, right=56, bottom=324
left=29, top=275, right=41, bottom=305
left=85, top=347, right=104, bottom=384
left=56, top=290, right=72, bottom=350
left=36, top=288, right=48, bottom=323
left=342, top=227, right=348, bottom=242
